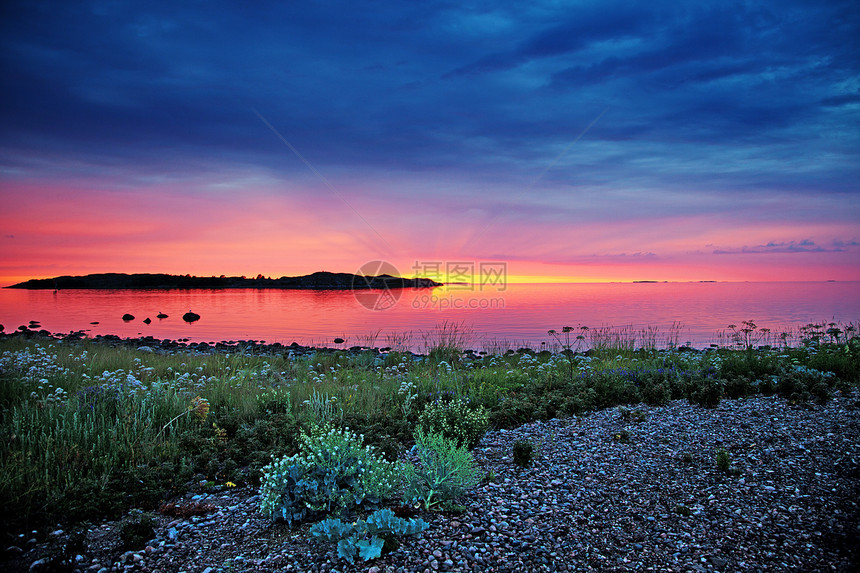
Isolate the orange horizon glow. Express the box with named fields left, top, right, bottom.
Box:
left=2, top=178, right=859, bottom=288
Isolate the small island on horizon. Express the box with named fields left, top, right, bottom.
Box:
left=7, top=272, right=442, bottom=290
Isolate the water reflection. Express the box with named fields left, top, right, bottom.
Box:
left=0, top=282, right=857, bottom=351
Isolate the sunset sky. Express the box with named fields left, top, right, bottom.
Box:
left=1, top=0, right=859, bottom=286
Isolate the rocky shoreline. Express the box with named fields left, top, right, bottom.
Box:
left=0, top=327, right=465, bottom=359
left=0, top=327, right=393, bottom=356
left=7, top=392, right=858, bottom=572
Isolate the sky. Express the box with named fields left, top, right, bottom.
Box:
left=1, top=0, right=859, bottom=286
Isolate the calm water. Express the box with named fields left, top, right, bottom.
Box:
left=0, top=282, right=857, bottom=351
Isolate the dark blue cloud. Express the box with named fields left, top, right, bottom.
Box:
left=0, top=0, right=858, bottom=205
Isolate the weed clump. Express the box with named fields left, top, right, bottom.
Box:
left=612, top=429, right=631, bottom=444
left=512, top=439, right=535, bottom=467
left=715, top=448, right=731, bottom=473
left=119, top=509, right=157, bottom=550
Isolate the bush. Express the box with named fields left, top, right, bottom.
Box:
left=404, top=429, right=482, bottom=510
left=310, top=508, right=429, bottom=564
left=689, top=375, right=723, bottom=408
left=776, top=364, right=836, bottom=402
left=416, top=398, right=489, bottom=449
left=512, top=439, right=534, bottom=467
left=259, top=425, right=401, bottom=526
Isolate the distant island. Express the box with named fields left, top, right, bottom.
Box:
left=7, top=272, right=442, bottom=290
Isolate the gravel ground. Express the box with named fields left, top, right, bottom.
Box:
left=8, top=392, right=859, bottom=573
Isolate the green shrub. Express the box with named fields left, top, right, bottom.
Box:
left=636, top=369, right=673, bottom=405
left=723, top=373, right=753, bottom=399
left=715, top=448, right=731, bottom=473
left=805, top=340, right=860, bottom=383
left=259, top=425, right=401, bottom=526
left=776, top=364, right=836, bottom=402
left=119, top=509, right=157, bottom=550
left=690, top=376, right=722, bottom=408
left=416, top=398, right=489, bottom=449
left=404, top=429, right=482, bottom=510
left=512, top=439, right=534, bottom=467
left=310, top=508, right=429, bottom=564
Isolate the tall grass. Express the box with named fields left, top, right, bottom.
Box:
left=421, top=321, right=474, bottom=361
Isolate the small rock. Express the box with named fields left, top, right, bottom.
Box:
left=182, top=311, right=201, bottom=323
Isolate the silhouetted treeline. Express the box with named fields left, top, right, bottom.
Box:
left=8, top=272, right=441, bottom=290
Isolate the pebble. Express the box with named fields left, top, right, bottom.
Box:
left=9, top=393, right=859, bottom=573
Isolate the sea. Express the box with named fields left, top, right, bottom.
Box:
left=0, top=282, right=857, bottom=352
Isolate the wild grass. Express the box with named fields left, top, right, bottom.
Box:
left=421, top=320, right=474, bottom=363
left=1, top=319, right=858, bottom=537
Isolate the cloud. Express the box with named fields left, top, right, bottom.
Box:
left=712, top=239, right=856, bottom=255
left=0, top=0, right=858, bottom=281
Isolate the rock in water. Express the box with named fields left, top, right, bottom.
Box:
left=122, top=314, right=135, bottom=321
left=143, top=317, right=152, bottom=324
left=182, top=311, right=201, bottom=323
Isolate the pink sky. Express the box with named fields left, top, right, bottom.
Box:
left=2, top=175, right=858, bottom=287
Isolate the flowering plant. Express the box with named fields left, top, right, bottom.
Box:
left=416, top=397, right=488, bottom=449
left=259, top=425, right=401, bottom=525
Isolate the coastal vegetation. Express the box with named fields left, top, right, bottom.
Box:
left=0, top=320, right=857, bottom=544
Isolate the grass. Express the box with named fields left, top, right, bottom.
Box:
left=1, top=320, right=858, bottom=538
